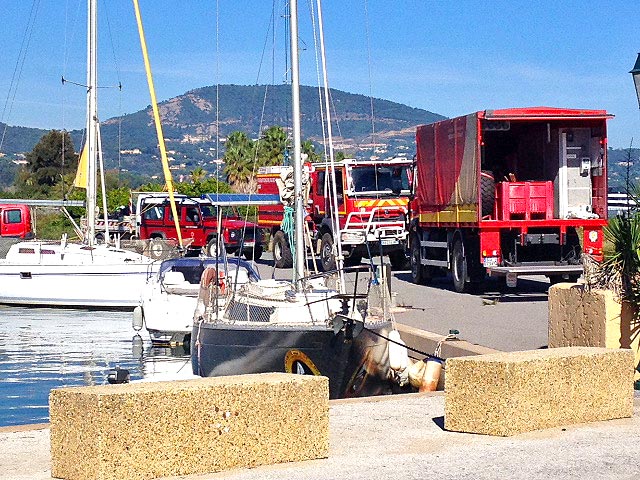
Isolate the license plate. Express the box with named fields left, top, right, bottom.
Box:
left=483, top=257, right=499, bottom=267
left=380, top=238, right=398, bottom=246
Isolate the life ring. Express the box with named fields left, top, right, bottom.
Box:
left=284, top=350, right=321, bottom=375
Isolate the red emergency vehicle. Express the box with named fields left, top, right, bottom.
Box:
left=0, top=204, right=34, bottom=239
left=257, top=158, right=413, bottom=270
left=409, top=107, right=611, bottom=291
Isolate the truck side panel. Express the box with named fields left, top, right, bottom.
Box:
left=415, top=113, right=479, bottom=223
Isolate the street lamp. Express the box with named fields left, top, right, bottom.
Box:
left=630, top=53, right=640, bottom=109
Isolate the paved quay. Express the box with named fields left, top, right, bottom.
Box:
left=2, top=391, right=639, bottom=480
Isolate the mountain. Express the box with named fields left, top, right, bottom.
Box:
left=0, top=84, right=445, bottom=181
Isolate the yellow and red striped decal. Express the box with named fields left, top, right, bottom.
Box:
left=353, top=198, right=409, bottom=208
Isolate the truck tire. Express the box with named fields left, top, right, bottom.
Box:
left=320, top=233, right=337, bottom=272
left=272, top=231, right=293, bottom=268
left=244, top=246, right=263, bottom=261
left=481, top=170, right=495, bottom=218
left=410, top=238, right=429, bottom=285
left=389, top=250, right=410, bottom=270
left=451, top=239, right=469, bottom=293
left=205, top=237, right=220, bottom=257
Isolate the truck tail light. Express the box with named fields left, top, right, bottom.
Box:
left=482, top=249, right=499, bottom=257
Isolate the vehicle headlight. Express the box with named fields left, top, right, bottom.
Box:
left=341, top=231, right=366, bottom=244
left=229, top=230, right=238, bottom=239
left=588, top=230, right=598, bottom=243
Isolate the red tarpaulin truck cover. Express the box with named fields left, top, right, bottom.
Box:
left=414, top=107, right=613, bottom=217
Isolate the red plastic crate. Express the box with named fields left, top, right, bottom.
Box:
left=495, top=181, right=553, bottom=220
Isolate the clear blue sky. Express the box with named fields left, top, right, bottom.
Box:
left=1, top=0, right=639, bottom=149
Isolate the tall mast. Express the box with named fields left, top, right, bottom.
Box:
left=289, top=0, right=306, bottom=285
left=316, top=0, right=345, bottom=292
left=85, top=0, right=97, bottom=246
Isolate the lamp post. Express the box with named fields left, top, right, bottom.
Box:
left=631, top=53, right=640, bottom=109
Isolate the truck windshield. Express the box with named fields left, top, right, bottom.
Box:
left=350, top=165, right=410, bottom=195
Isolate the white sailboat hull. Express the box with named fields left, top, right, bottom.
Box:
left=0, top=242, right=157, bottom=308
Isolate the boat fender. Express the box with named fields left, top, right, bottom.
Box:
left=408, top=358, right=443, bottom=392
left=132, top=306, right=144, bottom=331
left=201, top=267, right=216, bottom=288
left=217, top=270, right=226, bottom=295
left=388, top=329, right=409, bottom=371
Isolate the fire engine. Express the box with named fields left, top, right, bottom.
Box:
left=257, top=158, right=413, bottom=270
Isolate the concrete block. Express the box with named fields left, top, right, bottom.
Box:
left=444, top=347, right=634, bottom=436
left=50, top=373, right=329, bottom=480
left=549, top=283, right=640, bottom=381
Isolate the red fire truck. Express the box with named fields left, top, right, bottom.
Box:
left=134, top=193, right=264, bottom=259
left=257, top=158, right=413, bottom=270
left=409, top=107, right=612, bottom=292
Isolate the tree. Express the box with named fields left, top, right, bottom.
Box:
left=257, top=126, right=289, bottom=167
left=190, top=166, right=207, bottom=185
left=223, top=131, right=255, bottom=188
left=302, top=140, right=321, bottom=163
left=23, top=130, right=78, bottom=195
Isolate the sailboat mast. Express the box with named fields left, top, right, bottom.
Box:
left=85, top=0, right=98, bottom=246
left=289, top=0, right=306, bottom=285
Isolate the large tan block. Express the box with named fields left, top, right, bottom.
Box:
left=444, top=347, right=634, bottom=436
left=549, top=283, right=640, bottom=381
left=50, top=373, right=329, bottom=480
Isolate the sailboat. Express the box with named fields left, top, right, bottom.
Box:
left=0, top=0, right=157, bottom=309
left=191, top=0, right=408, bottom=399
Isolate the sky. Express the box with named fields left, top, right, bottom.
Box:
left=1, top=0, right=640, bottom=149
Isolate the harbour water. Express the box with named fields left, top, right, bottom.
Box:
left=0, top=306, right=192, bottom=427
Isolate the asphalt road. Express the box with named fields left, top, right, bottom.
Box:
left=252, top=252, right=551, bottom=353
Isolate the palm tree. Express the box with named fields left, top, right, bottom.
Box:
left=223, top=131, right=255, bottom=188
left=190, top=166, right=207, bottom=184
left=302, top=140, right=321, bottom=163
left=258, top=126, right=289, bottom=167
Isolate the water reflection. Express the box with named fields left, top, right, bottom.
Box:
left=0, top=306, right=194, bottom=427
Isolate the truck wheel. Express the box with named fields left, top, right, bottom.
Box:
left=410, top=239, right=428, bottom=285
left=205, top=238, right=220, bottom=257
left=149, top=239, right=167, bottom=260
left=244, top=246, right=263, bottom=261
left=272, top=231, right=293, bottom=268
left=451, top=239, right=469, bottom=293
left=320, top=233, right=337, bottom=272
left=389, top=250, right=410, bottom=270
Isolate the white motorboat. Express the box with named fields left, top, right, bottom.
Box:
left=136, top=256, right=260, bottom=345
left=0, top=0, right=158, bottom=309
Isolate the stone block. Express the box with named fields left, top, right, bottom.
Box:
left=50, top=373, right=329, bottom=480
left=444, top=347, right=634, bottom=436
left=549, top=283, right=640, bottom=381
